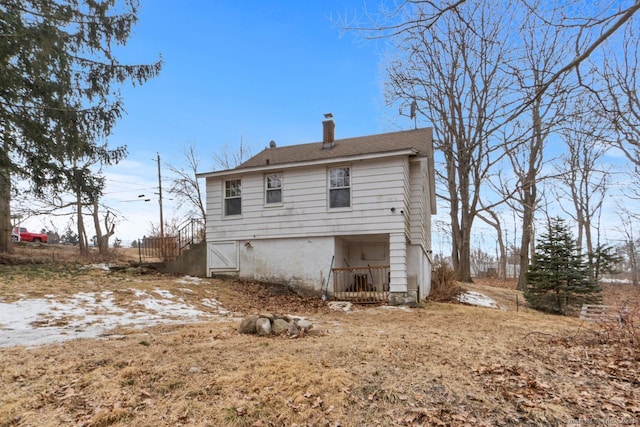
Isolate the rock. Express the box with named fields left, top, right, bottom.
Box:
left=296, top=319, right=313, bottom=331
left=259, top=313, right=275, bottom=322
left=272, top=318, right=289, bottom=335
left=255, top=317, right=272, bottom=336
left=288, top=322, right=299, bottom=337
left=238, top=313, right=320, bottom=339
left=238, top=314, right=259, bottom=334
left=274, top=314, right=292, bottom=322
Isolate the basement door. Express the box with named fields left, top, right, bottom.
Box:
left=207, top=241, right=239, bottom=274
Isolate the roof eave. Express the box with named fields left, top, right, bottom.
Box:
left=196, top=148, right=419, bottom=179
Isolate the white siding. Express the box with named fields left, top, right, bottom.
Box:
left=389, top=232, right=408, bottom=292
left=204, top=157, right=410, bottom=242
left=407, top=158, right=434, bottom=298
left=409, top=158, right=429, bottom=250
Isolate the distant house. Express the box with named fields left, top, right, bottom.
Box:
left=197, top=117, right=436, bottom=304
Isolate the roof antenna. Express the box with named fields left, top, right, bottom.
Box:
left=399, top=99, right=418, bottom=129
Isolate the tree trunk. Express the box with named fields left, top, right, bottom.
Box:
left=517, top=204, right=534, bottom=291
left=0, top=168, right=12, bottom=254
left=75, top=184, right=89, bottom=256
left=480, top=209, right=507, bottom=280
left=0, top=128, right=13, bottom=254
left=93, top=201, right=114, bottom=256
left=517, top=97, right=542, bottom=292
left=458, top=224, right=473, bottom=282
left=629, top=240, right=639, bottom=287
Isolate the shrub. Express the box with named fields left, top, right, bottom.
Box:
left=596, top=304, right=640, bottom=351
left=429, top=262, right=461, bottom=302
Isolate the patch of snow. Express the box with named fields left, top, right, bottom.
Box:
left=458, top=291, right=505, bottom=310
left=599, top=278, right=633, bottom=285
left=80, top=263, right=111, bottom=271
left=132, top=289, right=147, bottom=297
left=0, top=287, right=230, bottom=348
left=175, top=276, right=205, bottom=285
left=153, top=289, right=174, bottom=299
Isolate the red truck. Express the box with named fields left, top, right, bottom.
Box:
left=12, top=227, right=48, bottom=243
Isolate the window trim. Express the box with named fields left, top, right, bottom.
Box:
left=328, top=166, right=352, bottom=210
left=223, top=178, right=242, bottom=217
left=264, top=172, right=283, bottom=206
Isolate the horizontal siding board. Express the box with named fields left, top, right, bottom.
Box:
left=206, top=157, right=414, bottom=240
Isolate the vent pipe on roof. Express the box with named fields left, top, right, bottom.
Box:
left=322, top=113, right=335, bottom=149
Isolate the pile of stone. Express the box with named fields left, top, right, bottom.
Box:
left=238, top=314, right=322, bottom=338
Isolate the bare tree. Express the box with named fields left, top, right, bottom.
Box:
left=588, top=24, right=640, bottom=167
left=345, top=0, right=640, bottom=120
left=553, top=95, right=611, bottom=266
left=477, top=209, right=507, bottom=280
left=213, top=136, right=252, bottom=170
left=344, top=0, right=640, bottom=283
left=90, top=201, right=118, bottom=255
left=167, top=138, right=253, bottom=223
left=383, top=0, right=516, bottom=282
left=168, top=145, right=206, bottom=219
left=498, top=1, right=573, bottom=291
left=617, top=213, right=640, bottom=286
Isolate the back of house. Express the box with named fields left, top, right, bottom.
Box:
left=197, top=117, right=436, bottom=305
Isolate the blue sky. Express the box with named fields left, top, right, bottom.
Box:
left=110, top=1, right=397, bottom=158
left=70, top=1, right=417, bottom=242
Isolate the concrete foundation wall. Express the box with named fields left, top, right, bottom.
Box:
left=162, top=243, right=206, bottom=277
left=237, top=237, right=335, bottom=295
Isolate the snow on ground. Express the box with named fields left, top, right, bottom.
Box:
left=0, top=281, right=237, bottom=348
left=458, top=291, right=505, bottom=310
left=80, top=263, right=111, bottom=271
left=599, top=277, right=633, bottom=285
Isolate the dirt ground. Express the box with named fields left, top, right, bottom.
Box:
left=1, top=245, right=639, bottom=426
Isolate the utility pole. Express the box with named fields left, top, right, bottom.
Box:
left=157, top=153, right=164, bottom=239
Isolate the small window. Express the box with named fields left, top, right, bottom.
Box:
left=329, top=167, right=350, bottom=208
left=265, top=173, right=282, bottom=204
left=224, top=179, right=241, bottom=216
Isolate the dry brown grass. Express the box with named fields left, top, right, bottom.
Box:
left=1, top=258, right=639, bottom=426
left=0, top=243, right=139, bottom=265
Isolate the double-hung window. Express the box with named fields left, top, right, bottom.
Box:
left=329, top=167, right=351, bottom=208
left=265, top=173, right=282, bottom=204
left=224, top=179, right=242, bottom=216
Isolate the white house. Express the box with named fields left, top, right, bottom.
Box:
left=197, top=117, right=436, bottom=304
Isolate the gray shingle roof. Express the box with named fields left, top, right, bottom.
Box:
left=236, top=127, right=433, bottom=170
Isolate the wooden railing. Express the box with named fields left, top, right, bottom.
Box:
left=332, top=265, right=390, bottom=303
left=137, top=236, right=179, bottom=261
left=136, top=217, right=204, bottom=262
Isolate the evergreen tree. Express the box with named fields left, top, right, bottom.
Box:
left=525, top=217, right=602, bottom=315
left=60, top=227, right=79, bottom=246
left=589, top=244, right=622, bottom=282
left=0, top=0, right=162, bottom=253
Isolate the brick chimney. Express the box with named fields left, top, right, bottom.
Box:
left=322, top=113, right=335, bottom=149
